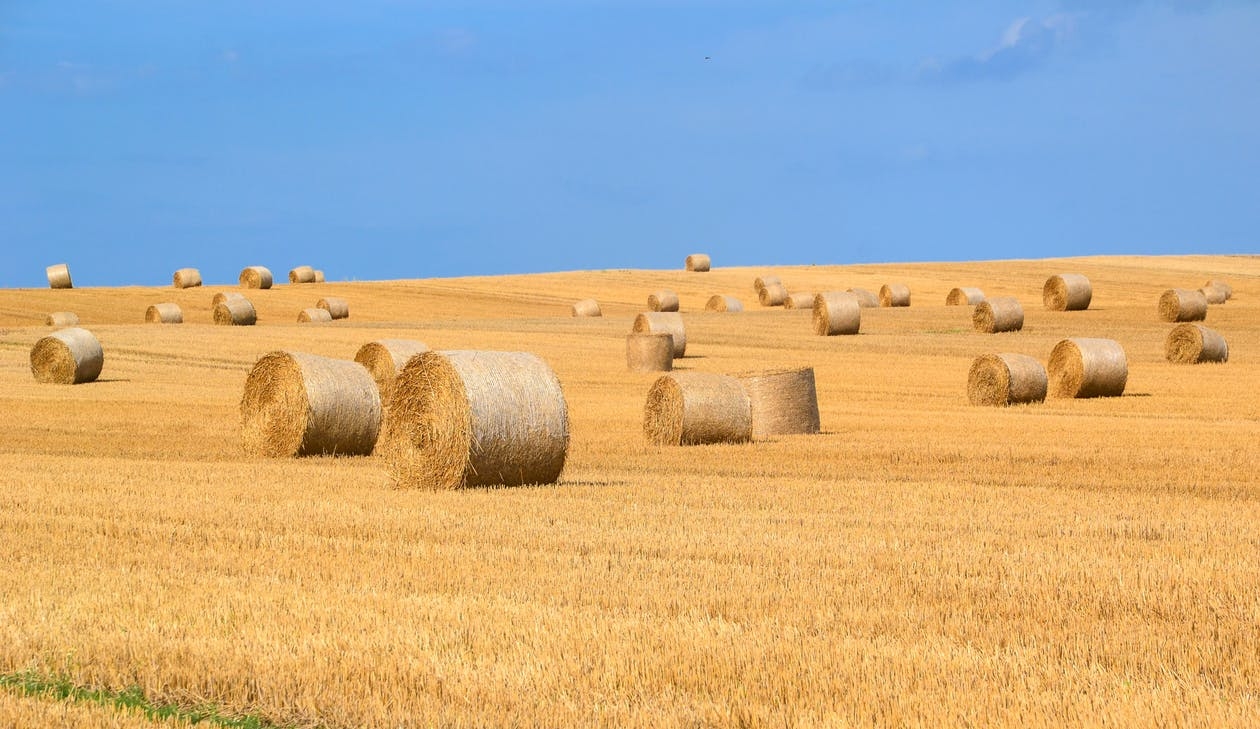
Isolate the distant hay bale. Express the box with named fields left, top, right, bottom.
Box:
left=213, top=297, right=257, bottom=326
left=386, top=350, right=569, bottom=489
left=1158, top=289, right=1208, bottom=322
left=298, top=308, right=332, bottom=323
left=1048, top=338, right=1127, bottom=398
left=632, top=312, right=686, bottom=357
left=1199, top=283, right=1228, bottom=305
left=685, top=254, right=711, bottom=272
left=782, top=292, right=815, bottom=310
left=45, top=312, right=79, bottom=327
left=1203, top=279, right=1232, bottom=301
left=1043, top=274, right=1092, bottom=311
left=647, top=290, right=680, bottom=312
left=704, top=295, right=743, bottom=313
left=973, top=297, right=1024, bottom=333
left=946, top=287, right=985, bottom=306
left=1166, top=324, right=1228, bottom=364
left=967, top=353, right=1047, bottom=406
left=879, top=283, right=910, bottom=307
left=571, top=299, right=602, bottom=317
left=30, top=327, right=103, bottom=384
left=354, top=339, right=430, bottom=406
left=173, top=268, right=202, bottom=289
left=754, top=276, right=781, bottom=294
left=240, top=351, right=382, bottom=458
left=46, top=263, right=73, bottom=289
left=212, top=291, right=247, bottom=308
left=145, top=303, right=183, bottom=324
left=313, top=270, right=326, bottom=283
left=239, top=266, right=273, bottom=289
left=812, top=292, right=860, bottom=335
left=643, top=372, right=751, bottom=446
left=626, top=333, right=674, bottom=373
left=736, top=367, right=820, bottom=439
left=847, top=288, right=879, bottom=308
left=289, top=266, right=316, bottom=284
left=758, top=282, right=787, bottom=307
left=317, top=297, right=350, bottom=320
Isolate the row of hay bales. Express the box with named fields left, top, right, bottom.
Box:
left=44, top=294, right=351, bottom=327
left=41, top=263, right=329, bottom=290
left=644, top=367, right=821, bottom=445
left=1158, top=280, right=1233, bottom=322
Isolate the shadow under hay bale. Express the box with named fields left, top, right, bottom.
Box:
left=626, top=333, right=674, bottom=373
left=737, top=367, right=820, bottom=439
left=879, top=283, right=910, bottom=307
left=632, top=312, right=686, bottom=357
left=289, top=266, right=316, bottom=284
left=214, top=297, right=257, bottom=326
left=685, top=253, right=711, bottom=272
left=643, top=371, right=751, bottom=446
left=973, top=297, right=1024, bottom=333
left=1166, top=324, right=1228, bottom=364
left=1158, top=289, right=1208, bottom=322
left=45, top=312, right=79, bottom=327
left=239, top=266, right=273, bottom=289
left=783, top=292, right=815, bottom=310
left=1043, top=274, right=1092, bottom=311
left=847, top=288, right=879, bottom=308
left=30, top=327, right=103, bottom=384
left=46, top=263, right=73, bottom=290
left=145, top=303, right=183, bottom=324
left=647, top=290, right=680, bottom=312
left=967, top=353, right=1047, bottom=406
left=812, top=292, right=860, bottom=335
left=1048, top=338, right=1127, bottom=398
left=946, top=287, right=985, bottom=306
left=758, top=283, right=787, bottom=307
left=355, top=339, right=431, bottom=407
left=317, top=297, right=350, bottom=320
left=298, top=308, right=332, bottom=323
left=704, top=295, right=743, bottom=313
left=571, top=299, right=602, bottom=317
left=173, top=268, right=202, bottom=289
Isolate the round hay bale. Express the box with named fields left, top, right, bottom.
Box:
left=45, top=312, right=79, bottom=327
left=1158, top=288, right=1208, bottom=322
left=571, top=299, right=602, bottom=317
left=783, top=292, right=815, bottom=310
left=313, top=270, right=326, bottom=283
left=145, top=303, right=183, bottom=324
left=354, top=339, right=431, bottom=406
left=1203, top=279, right=1232, bottom=301
left=213, top=297, right=257, bottom=326
left=626, top=333, right=673, bottom=373
left=704, top=295, right=743, bottom=313
left=758, top=283, right=787, bottom=307
left=212, top=291, right=247, bottom=308
left=846, top=288, right=879, bottom=308
left=647, top=290, right=680, bottom=312
left=946, top=287, right=985, bottom=306
left=289, top=266, right=316, bottom=284
left=632, top=312, right=686, bottom=357
left=1043, top=274, right=1092, bottom=311
left=879, top=283, right=910, bottom=307
left=298, top=308, right=332, bottom=323
left=643, top=372, right=751, bottom=446
left=685, top=253, right=711, bottom=272
left=1048, top=338, right=1127, bottom=398
left=239, top=266, right=273, bottom=289
left=1166, top=324, right=1228, bottom=364
left=967, top=353, right=1047, bottom=406
left=973, top=297, right=1024, bottom=333
left=812, top=292, right=860, bottom=336
left=754, top=276, right=781, bottom=294
left=1199, top=283, right=1228, bottom=305
left=30, top=327, right=103, bottom=384
left=386, top=350, right=569, bottom=489
left=317, top=297, right=350, bottom=320
left=46, top=263, right=73, bottom=290
left=172, top=268, right=202, bottom=289
left=240, top=351, right=382, bottom=458
left=736, top=367, right=820, bottom=439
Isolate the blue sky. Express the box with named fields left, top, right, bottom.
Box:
left=1, top=1, right=1257, bottom=286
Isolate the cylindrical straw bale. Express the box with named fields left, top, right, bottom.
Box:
left=1199, top=283, right=1228, bottom=305
left=946, top=287, right=985, bottom=306
left=386, top=351, right=569, bottom=489
left=172, top=268, right=202, bottom=289
left=317, top=297, right=350, bottom=320
left=46, top=263, right=73, bottom=289
left=239, top=266, right=273, bottom=289
left=214, top=297, right=257, bottom=326
left=571, top=299, right=602, bottom=317
left=289, top=266, right=316, bottom=284
left=704, top=295, right=743, bottom=313
left=298, top=308, right=332, bottom=323
left=1047, top=338, right=1127, bottom=398
left=643, top=372, right=751, bottom=446
left=967, top=353, right=1047, bottom=406
left=1165, top=324, right=1228, bottom=364
left=1043, top=274, right=1092, bottom=311
left=212, top=291, right=247, bottom=308
left=313, top=270, right=326, bottom=283
left=1158, top=289, right=1207, bottom=322
left=758, top=283, right=787, bottom=307
left=632, top=312, right=686, bottom=357
left=1203, top=280, right=1232, bottom=301
left=30, top=327, right=103, bottom=384
left=783, top=292, right=815, bottom=310
left=240, top=351, right=382, bottom=458
left=812, top=292, right=860, bottom=336
left=685, top=254, right=711, bottom=272
left=879, top=283, right=910, bottom=307
left=647, top=290, right=680, bottom=312
left=847, top=288, right=879, bottom=308
left=754, top=276, right=781, bottom=294
left=626, top=333, right=674, bottom=373
left=354, top=339, right=431, bottom=406
left=45, top=312, right=79, bottom=327
left=145, top=303, right=183, bottom=324
left=973, top=297, right=1024, bottom=333
left=737, top=367, right=820, bottom=439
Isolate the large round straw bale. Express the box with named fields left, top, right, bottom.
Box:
left=240, top=351, right=382, bottom=458
left=46, top=263, right=73, bottom=289
left=758, top=283, right=787, bottom=307
left=386, top=350, right=569, bottom=489
left=1199, top=283, right=1228, bottom=305
left=172, top=268, right=202, bottom=289
left=289, top=266, right=316, bottom=284
left=1048, top=338, right=1127, bottom=398
left=313, top=270, right=326, bottom=283
left=298, top=308, right=332, bottom=323
left=239, top=266, right=273, bottom=289
left=736, top=367, right=820, bottom=439
left=973, top=297, right=1024, bottom=333
left=685, top=254, right=711, bottom=272
left=704, top=295, right=743, bottom=313
left=1158, top=288, right=1208, bottom=322
left=754, top=276, right=781, bottom=294
left=946, top=287, right=985, bottom=306
left=626, top=333, right=673, bottom=372
left=632, top=312, right=686, bottom=357
left=1203, top=279, right=1232, bottom=301
left=1043, top=274, right=1092, bottom=311
left=643, top=372, right=751, bottom=446
left=812, top=292, right=861, bottom=336
left=967, top=353, right=1047, bottom=406
left=214, top=297, right=257, bottom=326
left=571, top=299, right=602, bottom=317
left=212, top=291, right=247, bottom=308
left=782, top=292, right=815, bottom=310
left=45, top=312, right=79, bottom=327
left=879, top=283, right=910, bottom=307
left=145, top=303, right=183, bottom=324
left=847, top=288, right=879, bottom=308
left=647, top=290, right=680, bottom=312
left=30, top=327, right=103, bottom=384
left=354, top=339, right=431, bottom=406
left=1166, top=324, right=1228, bottom=364
left=317, top=297, right=350, bottom=320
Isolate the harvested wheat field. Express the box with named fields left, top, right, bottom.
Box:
left=0, top=254, right=1259, bottom=727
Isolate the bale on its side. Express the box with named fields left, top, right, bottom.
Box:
left=239, top=266, right=273, bottom=289
left=632, top=312, right=686, bottom=357
left=812, top=292, right=860, bottom=336
left=45, top=312, right=79, bottom=327
left=754, top=276, right=781, bottom=294
left=46, top=263, right=73, bottom=290
left=1158, top=289, right=1208, bottom=323
left=298, top=308, right=332, bottom=323
left=30, top=327, right=102, bottom=384
left=385, top=350, right=569, bottom=489
left=240, top=351, right=382, bottom=458
left=758, top=283, right=787, bottom=307
left=1203, top=280, right=1232, bottom=301
left=847, top=288, right=879, bottom=308
left=1200, top=283, right=1228, bottom=305
left=685, top=254, right=711, bottom=272
left=145, top=303, right=183, bottom=324
left=1166, top=324, right=1228, bottom=364
left=354, top=339, right=430, bottom=406
left=317, top=297, right=350, bottom=320
left=214, top=297, right=257, bottom=326
left=647, top=290, right=680, bottom=312
left=973, top=297, right=1024, bottom=333
left=736, top=367, right=820, bottom=439
left=571, top=299, right=602, bottom=317
left=946, top=287, right=985, bottom=306
left=1047, top=338, right=1127, bottom=398
left=289, top=266, right=316, bottom=284
left=1043, top=274, right=1092, bottom=311
left=626, top=333, right=673, bottom=373
left=704, top=295, right=743, bottom=313
left=783, top=292, right=815, bottom=310
left=212, top=291, right=247, bottom=308
left=643, top=372, right=751, bottom=446
left=173, top=268, right=203, bottom=289
left=967, top=353, right=1047, bottom=406
left=879, top=283, right=910, bottom=307
left=313, top=270, right=326, bottom=283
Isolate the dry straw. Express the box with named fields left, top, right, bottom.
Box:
left=30, top=327, right=103, bottom=385
left=812, top=292, right=860, bottom=335
left=1200, top=283, right=1228, bottom=305
left=1203, top=279, right=1232, bottom=301
left=758, top=282, right=787, bottom=307
left=213, top=297, right=257, bottom=326
left=1048, top=337, right=1127, bottom=398
left=1043, top=273, right=1092, bottom=311
left=753, top=275, right=781, bottom=293
left=46, top=263, right=73, bottom=289
left=643, top=372, right=751, bottom=446
left=626, top=333, right=674, bottom=372
left=847, top=288, right=879, bottom=308
left=313, top=270, right=326, bottom=283
left=946, top=287, right=985, bottom=306
left=1158, top=289, right=1208, bottom=322
left=240, top=351, right=382, bottom=458
left=239, top=266, right=273, bottom=289
left=45, top=312, right=79, bottom=327
left=782, top=292, right=815, bottom=310
left=967, top=353, right=1047, bottom=406
left=212, top=291, right=246, bottom=308
left=632, top=312, right=687, bottom=357
left=1166, top=324, right=1228, bottom=364
left=704, top=295, right=743, bottom=313
left=354, top=339, right=430, bottom=406
left=737, top=367, right=820, bottom=439
left=879, top=283, right=910, bottom=307
left=973, top=297, right=1024, bottom=333
left=647, top=290, right=680, bottom=312
left=289, top=266, right=316, bottom=284
left=145, top=303, right=183, bottom=324
left=685, top=254, right=711, bottom=272
left=298, top=308, right=332, bottom=323
left=571, top=299, right=602, bottom=317
left=385, top=350, right=569, bottom=489
left=172, top=268, right=202, bottom=288
left=317, top=297, right=350, bottom=320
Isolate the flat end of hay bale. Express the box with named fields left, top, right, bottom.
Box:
left=30, top=327, right=103, bottom=384
left=704, top=295, right=742, bottom=313
left=354, top=339, right=430, bottom=406
left=644, top=372, right=752, bottom=446
left=1166, top=323, right=1228, bottom=364
left=968, top=353, right=1046, bottom=406
left=298, top=308, right=332, bottom=323
left=1048, top=337, right=1127, bottom=398
left=571, top=299, right=602, bottom=317
left=239, top=266, right=273, bottom=289
left=685, top=253, right=711, bottom=272
left=878, top=284, right=910, bottom=307
left=1043, top=274, right=1092, bottom=311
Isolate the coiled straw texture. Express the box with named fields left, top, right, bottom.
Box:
left=1165, top=324, right=1228, bottom=364
left=879, top=283, right=910, bottom=307
left=973, top=297, right=1024, bottom=333
left=46, top=263, right=73, bottom=289
left=783, top=293, right=815, bottom=310
left=967, top=353, right=1047, bottom=406
left=289, top=266, right=316, bottom=284
left=685, top=254, right=711, bottom=272
left=704, top=295, right=743, bottom=313
left=1158, top=289, right=1208, bottom=322
left=754, top=276, right=781, bottom=294
left=758, top=283, right=787, bottom=307
left=30, top=327, right=103, bottom=384
left=648, top=290, right=680, bottom=312
left=298, top=308, right=332, bottom=323
left=145, top=303, right=183, bottom=324
left=239, top=266, right=273, bottom=289
left=172, top=268, right=202, bottom=289
left=1043, top=274, right=1092, bottom=311
left=317, top=297, right=350, bottom=320
left=45, top=312, right=79, bottom=327
left=643, top=372, right=751, bottom=446
left=632, top=312, right=686, bottom=357
left=571, top=299, right=602, bottom=317
left=737, top=367, right=820, bottom=439
left=946, top=287, right=985, bottom=306
left=1048, top=338, right=1127, bottom=398
left=354, top=339, right=431, bottom=407
left=812, top=292, right=860, bottom=335
left=214, top=298, right=257, bottom=326
left=847, top=288, right=879, bottom=308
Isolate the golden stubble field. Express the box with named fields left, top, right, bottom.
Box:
left=0, top=255, right=1258, bottom=728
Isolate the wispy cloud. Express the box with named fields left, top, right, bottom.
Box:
left=919, top=14, right=1079, bottom=83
